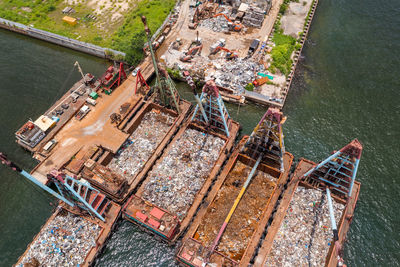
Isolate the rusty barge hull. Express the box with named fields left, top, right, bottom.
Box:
left=176, top=136, right=294, bottom=267
left=15, top=202, right=121, bottom=267
left=254, top=159, right=361, bottom=267
left=85, top=100, right=192, bottom=203
left=123, top=118, right=240, bottom=242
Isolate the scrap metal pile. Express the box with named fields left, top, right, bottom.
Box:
left=199, top=13, right=230, bottom=32
left=196, top=161, right=276, bottom=261
left=20, top=211, right=100, bottom=266
left=108, top=110, right=174, bottom=182
left=265, top=187, right=345, bottom=266
left=142, top=129, right=224, bottom=220
left=206, top=58, right=267, bottom=94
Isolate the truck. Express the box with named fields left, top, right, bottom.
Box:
left=75, top=105, right=90, bottom=120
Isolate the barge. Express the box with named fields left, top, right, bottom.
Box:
left=69, top=16, right=193, bottom=204
left=16, top=71, right=97, bottom=154
left=254, top=139, right=362, bottom=267
left=123, top=79, right=240, bottom=242
left=81, top=99, right=191, bottom=203
left=176, top=108, right=293, bottom=266
left=0, top=153, right=121, bottom=267
left=16, top=202, right=120, bottom=267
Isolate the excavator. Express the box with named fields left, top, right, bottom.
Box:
left=180, top=40, right=203, bottom=62
left=213, top=13, right=243, bottom=32
left=209, top=46, right=238, bottom=60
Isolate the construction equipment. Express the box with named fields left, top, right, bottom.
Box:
left=206, top=153, right=263, bottom=263
left=180, top=55, right=193, bottom=62
left=142, top=16, right=181, bottom=113
left=326, top=188, right=339, bottom=241
left=243, top=108, right=286, bottom=172
left=134, top=69, right=150, bottom=95
left=300, top=139, right=363, bottom=199
left=0, top=152, right=111, bottom=222
left=182, top=71, right=208, bottom=124
left=100, top=62, right=127, bottom=95
left=253, top=76, right=270, bottom=86
left=213, top=13, right=243, bottom=32
left=209, top=46, right=238, bottom=60
left=191, top=80, right=231, bottom=136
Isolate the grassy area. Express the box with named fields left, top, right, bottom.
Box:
left=113, top=0, right=176, bottom=66
left=270, top=32, right=297, bottom=76
left=0, top=0, right=176, bottom=65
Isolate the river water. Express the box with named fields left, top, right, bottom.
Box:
left=0, top=0, right=399, bottom=265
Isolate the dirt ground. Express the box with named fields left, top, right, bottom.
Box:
left=32, top=77, right=141, bottom=183
left=196, top=161, right=277, bottom=261
left=281, top=0, right=314, bottom=38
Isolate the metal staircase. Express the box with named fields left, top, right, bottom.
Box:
left=50, top=170, right=110, bottom=221
left=0, top=152, right=110, bottom=222
left=242, top=107, right=285, bottom=172
left=191, top=80, right=231, bottom=137
left=301, top=139, right=363, bottom=199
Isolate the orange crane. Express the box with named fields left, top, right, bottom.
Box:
left=213, top=13, right=243, bottom=32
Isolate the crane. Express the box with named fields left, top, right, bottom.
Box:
left=141, top=16, right=181, bottom=113
left=0, top=152, right=112, bottom=222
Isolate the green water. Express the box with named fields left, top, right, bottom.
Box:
left=1, top=0, right=400, bottom=265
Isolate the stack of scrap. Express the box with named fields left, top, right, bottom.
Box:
left=208, top=58, right=266, bottom=94
left=265, top=187, right=345, bottom=266
left=199, top=14, right=230, bottom=32
left=20, top=212, right=100, bottom=266
left=108, top=110, right=174, bottom=183
left=242, top=6, right=265, bottom=28
left=142, top=129, right=225, bottom=219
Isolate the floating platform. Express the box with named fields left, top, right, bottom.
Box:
left=122, top=117, right=240, bottom=242
left=16, top=75, right=97, bottom=154
left=254, top=159, right=361, bottom=267
left=83, top=100, right=192, bottom=203
left=15, top=202, right=121, bottom=267
left=176, top=136, right=293, bottom=266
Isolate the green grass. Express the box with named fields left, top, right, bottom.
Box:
left=111, top=0, right=176, bottom=65
left=0, top=0, right=176, bottom=64
left=0, top=0, right=61, bottom=25
left=270, top=32, right=297, bottom=76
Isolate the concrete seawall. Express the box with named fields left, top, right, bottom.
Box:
left=0, top=17, right=125, bottom=59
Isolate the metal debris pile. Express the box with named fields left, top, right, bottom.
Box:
left=207, top=59, right=267, bottom=94
left=20, top=211, right=100, bottom=266
left=142, top=128, right=225, bottom=220
left=242, top=6, right=266, bottom=28
left=265, top=187, right=345, bottom=266
left=108, top=110, right=174, bottom=183
left=199, top=15, right=230, bottom=32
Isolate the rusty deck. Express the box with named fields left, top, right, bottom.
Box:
left=176, top=136, right=293, bottom=266
left=15, top=201, right=121, bottom=267
left=253, top=159, right=361, bottom=267
left=125, top=117, right=240, bottom=242
left=85, top=100, right=192, bottom=203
